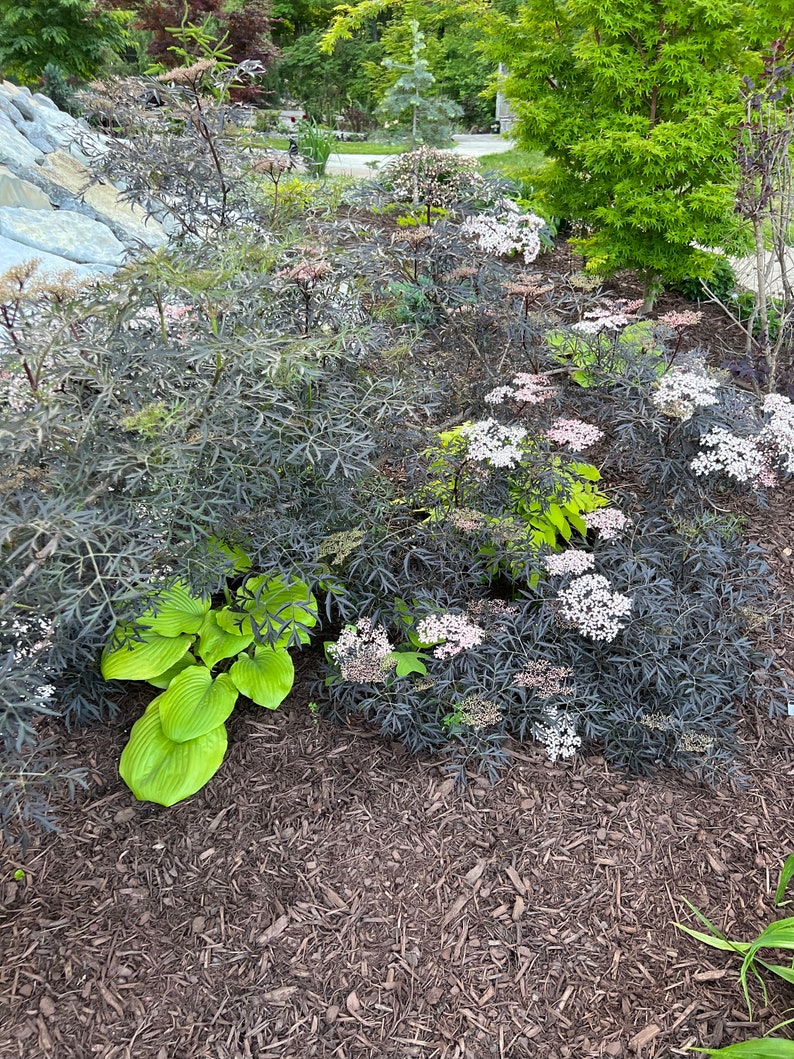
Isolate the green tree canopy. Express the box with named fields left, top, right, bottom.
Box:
left=482, top=0, right=773, bottom=303
left=0, top=0, right=131, bottom=84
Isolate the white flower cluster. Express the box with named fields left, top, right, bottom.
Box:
left=545, top=417, right=604, bottom=450
left=514, top=660, right=572, bottom=697
left=691, top=428, right=766, bottom=484
left=652, top=369, right=720, bottom=421
left=533, top=707, right=582, bottom=762
left=327, top=618, right=396, bottom=683
left=570, top=299, right=643, bottom=333
left=583, top=508, right=630, bottom=540
left=761, top=393, right=794, bottom=474
left=484, top=372, right=557, bottom=407
left=557, top=574, right=632, bottom=642
left=461, top=418, right=528, bottom=468
left=461, top=210, right=545, bottom=264
left=416, top=612, right=485, bottom=659
left=544, top=550, right=596, bottom=576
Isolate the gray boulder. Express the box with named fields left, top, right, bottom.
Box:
left=0, top=234, right=113, bottom=281
left=0, top=206, right=127, bottom=266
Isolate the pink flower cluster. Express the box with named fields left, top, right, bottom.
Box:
left=543, top=550, right=596, bottom=576
left=416, top=612, right=485, bottom=659
left=484, top=372, right=558, bottom=406
left=658, top=310, right=703, bottom=330
left=571, top=299, right=643, bottom=334
left=584, top=509, right=630, bottom=540
left=545, top=417, right=604, bottom=450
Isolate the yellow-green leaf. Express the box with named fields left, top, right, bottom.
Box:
left=158, top=666, right=238, bottom=742
left=119, top=699, right=227, bottom=806
left=196, top=610, right=254, bottom=669
left=229, top=646, right=294, bottom=709
left=137, top=580, right=210, bottom=637
left=101, top=627, right=193, bottom=681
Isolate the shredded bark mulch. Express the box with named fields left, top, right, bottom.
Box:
left=2, top=672, right=794, bottom=1059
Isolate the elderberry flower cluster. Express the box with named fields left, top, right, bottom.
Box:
left=652, top=368, right=720, bottom=421
left=416, top=612, right=485, bottom=659
left=467, top=598, right=519, bottom=631
left=570, top=299, right=643, bottom=333
left=460, top=418, right=528, bottom=468
left=761, top=393, right=794, bottom=473
left=452, top=693, right=503, bottom=730
left=447, top=508, right=488, bottom=532
left=543, top=550, right=596, bottom=576
left=690, top=429, right=767, bottom=484
left=514, top=660, right=572, bottom=697
left=484, top=373, right=557, bottom=406
left=461, top=210, right=545, bottom=265
left=327, top=618, right=396, bottom=683
left=584, top=509, right=630, bottom=540
left=532, top=707, right=581, bottom=761
left=545, top=417, right=604, bottom=450
left=657, top=310, right=703, bottom=330
left=557, top=574, right=632, bottom=642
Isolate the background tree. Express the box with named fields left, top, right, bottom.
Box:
left=482, top=0, right=762, bottom=308
left=0, top=0, right=131, bottom=84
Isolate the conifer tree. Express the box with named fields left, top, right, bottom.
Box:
left=484, top=0, right=762, bottom=308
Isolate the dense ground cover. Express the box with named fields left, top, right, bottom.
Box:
left=1, top=92, right=793, bottom=1055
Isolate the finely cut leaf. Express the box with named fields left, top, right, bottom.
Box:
left=196, top=610, right=254, bottom=669
left=229, top=646, right=294, bottom=708
left=119, top=700, right=227, bottom=806
left=158, top=666, right=238, bottom=742
left=237, top=575, right=318, bottom=645
left=137, top=580, right=210, bottom=636
left=101, top=627, right=193, bottom=681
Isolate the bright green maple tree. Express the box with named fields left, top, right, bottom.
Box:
left=0, top=0, right=131, bottom=84
left=483, top=0, right=765, bottom=307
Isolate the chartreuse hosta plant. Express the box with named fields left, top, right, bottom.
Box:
left=102, top=574, right=317, bottom=806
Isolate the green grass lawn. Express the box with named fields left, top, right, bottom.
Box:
left=260, top=136, right=406, bottom=155
left=477, top=146, right=548, bottom=183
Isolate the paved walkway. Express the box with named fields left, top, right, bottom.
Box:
left=325, top=133, right=513, bottom=178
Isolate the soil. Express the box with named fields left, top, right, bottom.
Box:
left=2, top=242, right=794, bottom=1059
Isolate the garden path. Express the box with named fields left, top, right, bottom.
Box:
left=326, top=134, right=514, bottom=178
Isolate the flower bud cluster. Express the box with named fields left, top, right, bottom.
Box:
left=453, top=693, right=503, bottom=729
left=652, top=368, right=719, bottom=421
left=460, top=418, right=528, bottom=468
left=557, top=574, right=632, bottom=642
left=545, top=417, right=604, bottom=450
left=543, top=550, right=596, bottom=576
left=514, top=660, right=572, bottom=697
left=533, top=707, right=581, bottom=761
left=447, top=508, right=488, bottom=532
left=328, top=618, right=396, bottom=683
left=416, top=611, right=485, bottom=659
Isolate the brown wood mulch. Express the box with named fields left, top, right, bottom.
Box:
left=2, top=673, right=794, bottom=1059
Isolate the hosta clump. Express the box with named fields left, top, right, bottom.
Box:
left=322, top=512, right=786, bottom=780
left=102, top=573, right=317, bottom=805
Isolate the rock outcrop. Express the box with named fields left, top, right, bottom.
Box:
left=0, top=80, right=166, bottom=280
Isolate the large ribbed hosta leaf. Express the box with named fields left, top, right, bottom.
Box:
left=196, top=610, right=254, bottom=670
left=158, top=666, right=238, bottom=742
left=229, top=645, right=294, bottom=709
left=119, top=699, right=227, bottom=806
left=101, top=627, right=193, bottom=681
left=137, top=580, right=210, bottom=637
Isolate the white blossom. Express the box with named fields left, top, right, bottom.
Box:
left=533, top=706, right=582, bottom=761
left=416, top=612, right=485, bottom=659
left=461, top=210, right=545, bottom=264
left=652, top=368, right=720, bottom=421
left=544, top=550, right=596, bottom=576
left=691, top=428, right=766, bottom=483
left=557, top=574, right=632, bottom=642
left=460, top=418, right=527, bottom=468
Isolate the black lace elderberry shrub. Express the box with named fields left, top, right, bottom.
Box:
left=0, top=239, right=415, bottom=842
left=319, top=509, right=788, bottom=784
